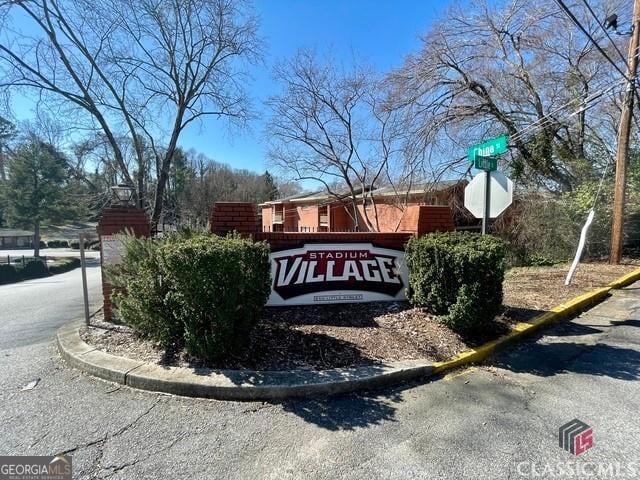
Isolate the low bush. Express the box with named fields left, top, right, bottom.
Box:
left=405, top=232, right=506, bottom=333
left=111, top=232, right=271, bottom=361
left=21, top=259, right=50, bottom=279
left=0, top=264, right=20, bottom=284
left=69, top=240, right=80, bottom=249
left=526, top=252, right=558, bottom=267
left=47, top=240, right=69, bottom=248
left=48, top=257, right=80, bottom=274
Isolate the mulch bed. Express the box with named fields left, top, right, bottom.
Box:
left=81, top=261, right=639, bottom=371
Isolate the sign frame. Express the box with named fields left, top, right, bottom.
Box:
left=100, top=234, right=125, bottom=266
left=267, top=243, right=408, bottom=306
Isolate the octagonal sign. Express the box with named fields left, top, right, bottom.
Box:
left=464, top=171, right=513, bottom=219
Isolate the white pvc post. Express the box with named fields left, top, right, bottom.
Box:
left=565, top=209, right=595, bottom=286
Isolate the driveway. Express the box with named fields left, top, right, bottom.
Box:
left=0, top=277, right=638, bottom=479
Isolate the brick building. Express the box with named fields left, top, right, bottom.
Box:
left=259, top=180, right=464, bottom=234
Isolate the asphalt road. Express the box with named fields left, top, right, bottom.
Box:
left=0, top=272, right=639, bottom=479
left=0, top=258, right=102, bottom=349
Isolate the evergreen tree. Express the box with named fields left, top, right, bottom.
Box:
left=262, top=170, right=279, bottom=201
left=5, top=138, right=72, bottom=256
left=0, top=115, right=16, bottom=182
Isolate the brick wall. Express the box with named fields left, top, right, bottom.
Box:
left=211, top=201, right=452, bottom=250
left=254, top=231, right=414, bottom=251
left=97, top=206, right=151, bottom=322
left=417, top=206, right=455, bottom=235
left=210, top=202, right=259, bottom=236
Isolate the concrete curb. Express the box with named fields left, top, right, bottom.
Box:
left=57, top=267, right=640, bottom=400
left=56, top=325, right=434, bottom=400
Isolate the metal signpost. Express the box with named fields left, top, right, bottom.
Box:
left=465, top=135, right=512, bottom=234
left=79, top=234, right=90, bottom=326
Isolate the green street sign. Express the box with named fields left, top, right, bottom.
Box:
left=468, top=135, right=508, bottom=163
left=473, top=156, right=497, bottom=172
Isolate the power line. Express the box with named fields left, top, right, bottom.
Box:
left=509, top=77, right=626, bottom=144
left=554, top=0, right=630, bottom=81
left=580, top=0, right=629, bottom=66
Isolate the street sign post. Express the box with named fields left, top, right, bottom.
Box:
left=464, top=171, right=514, bottom=234
left=467, top=135, right=508, bottom=165
left=473, top=156, right=497, bottom=172
left=466, top=135, right=510, bottom=233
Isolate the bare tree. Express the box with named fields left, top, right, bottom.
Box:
left=267, top=50, right=418, bottom=231
left=0, top=0, right=259, bottom=228
left=387, top=0, right=629, bottom=191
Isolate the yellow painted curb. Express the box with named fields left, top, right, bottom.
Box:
left=432, top=267, right=640, bottom=375
left=607, top=266, right=640, bottom=289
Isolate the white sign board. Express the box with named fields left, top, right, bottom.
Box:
left=464, top=171, right=514, bottom=219
left=267, top=243, right=408, bottom=306
left=100, top=235, right=124, bottom=266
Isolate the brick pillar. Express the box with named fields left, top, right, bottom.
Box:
left=210, top=202, right=259, bottom=236
left=97, top=206, right=150, bottom=322
left=416, top=206, right=455, bottom=235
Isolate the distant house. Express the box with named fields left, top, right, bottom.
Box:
left=259, top=180, right=466, bottom=233
left=0, top=229, right=34, bottom=249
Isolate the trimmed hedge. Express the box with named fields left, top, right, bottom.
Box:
left=405, top=232, right=506, bottom=333
left=111, top=232, right=271, bottom=362
left=0, top=257, right=80, bottom=284
left=48, top=257, right=80, bottom=274
left=47, top=240, right=70, bottom=248
left=0, top=264, right=20, bottom=284
left=21, top=259, right=50, bottom=279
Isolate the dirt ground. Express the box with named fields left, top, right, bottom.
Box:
left=81, top=261, right=639, bottom=371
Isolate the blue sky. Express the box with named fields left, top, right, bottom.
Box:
left=181, top=0, right=451, bottom=174
left=10, top=1, right=452, bottom=175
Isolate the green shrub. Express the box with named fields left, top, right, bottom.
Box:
left=110, top=235, right=180, bottom=346
left=0, top=264, right=20, bottom=284
left=111, top=232, right=271, bottom=361
left=21, top=259, right=49, bottom=279
left=161, top=235, right=271, bottom=360
left=405, top=232, right=506, bottom=333
left=69, top=240, right=80, bottom=249
left=47, top=240, right=69, bottom=248
left=526, top=252, right=558, bottom=267
left=48, top=257, right=80, bottom=274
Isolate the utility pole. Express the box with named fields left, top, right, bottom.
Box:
left=610, top=0, right=640, bottom=264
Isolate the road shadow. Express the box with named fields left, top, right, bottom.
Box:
left=610, top=319, right=640, bottom=328
left=279, top=391, right=400, bottom=431
left=494, top=340, right=640, bottom=380
left=540, top=321, right=604, bottom=337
